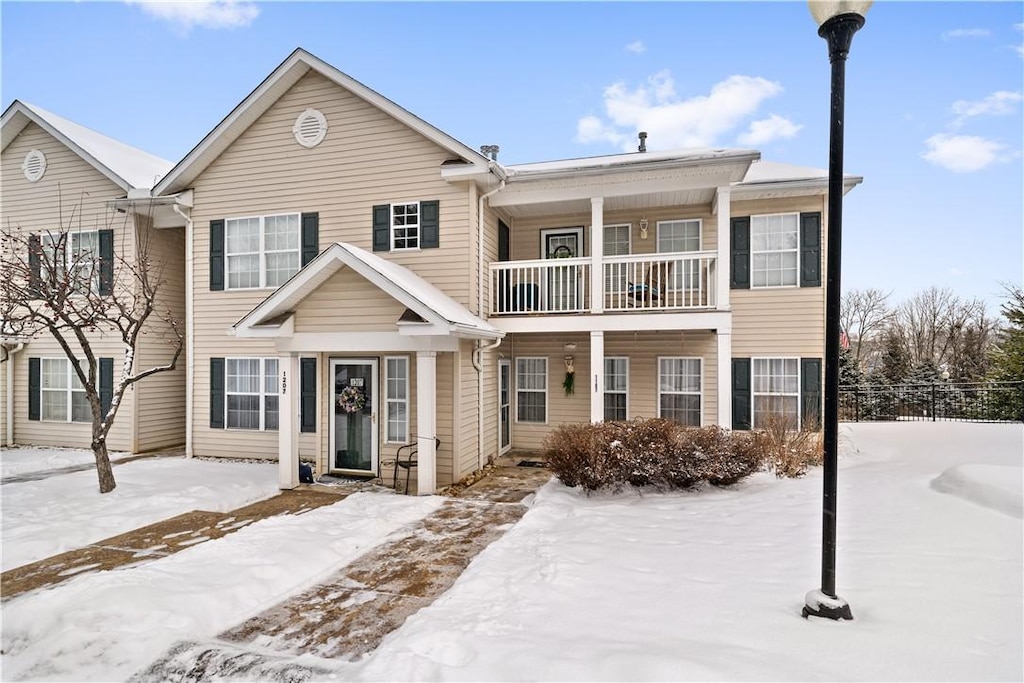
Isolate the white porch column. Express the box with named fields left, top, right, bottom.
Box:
left=590, top=197, right=605, bottom=314
left=590, top=330, right=605, bottom=423
left=415, top=350, right=437, bottom=495
left=278, top=353, right=300, bottom=490
left=716, top=186, right=731, bottom=310
left=717, top=331, right=732, bottom=428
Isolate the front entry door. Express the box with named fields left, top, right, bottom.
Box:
left=330, top=359, right=378, bottom=474
left=542, top=227, right=583, bottom=311
left=499, top=359, right=511, bottom=453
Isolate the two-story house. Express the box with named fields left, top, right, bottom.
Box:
left=0, top=101, right=186, bottom=453
left=147, top=48, right=860, bottom=494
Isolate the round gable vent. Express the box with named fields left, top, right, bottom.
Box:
left=23, top=149, right=47, bottom=182
left=293, top=108, right=328, bottom=148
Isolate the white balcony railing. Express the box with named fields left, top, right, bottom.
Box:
left=489, top=252, right=716, bottom=316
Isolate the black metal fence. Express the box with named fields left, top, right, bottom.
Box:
left=839, top=381, right=1024, bottom=423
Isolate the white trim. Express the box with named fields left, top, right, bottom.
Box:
left=604, top=356, right=629, bottom=422
left=657, top=356, right=703, bottom=426
left=328, top=358, right=379, bottom=476
left=492, top=311, right=732, bottom=335
left=384, top=355, right=410, bottom=444
left=515, top=356, right=548, bottom=425
left=277, top=354, right=300, bottom=490
left=717, top=331, right=732, bottom=428
left=275, top=332, right=459, bottom=354
left=498, top=358, right=512, bottom=454
left=715, top=186, right=731, bottom=311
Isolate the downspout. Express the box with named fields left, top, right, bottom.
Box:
left=474, top=166, right=506, bottom=471
left=4, top=343, right=25, bottom=446
left=172, top=203, right=194, bottom=458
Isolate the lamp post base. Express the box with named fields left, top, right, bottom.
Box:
left=802, top=589, right=853, bottom=620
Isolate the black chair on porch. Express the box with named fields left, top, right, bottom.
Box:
left=393, top=437, right=442, bottom=494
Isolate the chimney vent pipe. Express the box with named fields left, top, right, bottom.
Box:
left=638, top=132, right=648, bottom=153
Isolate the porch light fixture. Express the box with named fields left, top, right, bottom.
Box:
left=804, top=0, right=871, bottom=622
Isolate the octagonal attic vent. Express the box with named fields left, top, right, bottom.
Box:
left=293, top=108, right=327, bottom=148
left=22, top=149, right=47, bottom=182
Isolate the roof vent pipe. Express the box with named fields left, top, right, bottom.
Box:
left=638, top=132, right=647, bottom=153
left=480, top=145, right=500, bottom=161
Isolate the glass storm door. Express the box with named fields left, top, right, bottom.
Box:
left=499, top=359, right=511, bottom=453
left=330, top=359, right=378, bottom=474
left=543, top=228, right=583, bottom=312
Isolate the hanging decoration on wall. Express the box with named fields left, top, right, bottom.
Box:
left=563, top=355, right=575, bottom=395
left=337, top=385, right=366, bottom=413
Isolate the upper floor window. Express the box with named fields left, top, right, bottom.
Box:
left=42, top=231, right=100, bottom=294
left=657, top=220, right=700, bottom=253
left=372, top=200, right=439, bottom=253
left=751, top=213, right=799, bottom=288
left=391, top=203, right=420, bottom=250
left=226, top=213, right=300, bottom=289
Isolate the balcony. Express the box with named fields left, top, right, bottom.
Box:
left=489, top=252, right=718, bottom=316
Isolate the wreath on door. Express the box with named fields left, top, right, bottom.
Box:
left=337, top=385, right=366, bottom=413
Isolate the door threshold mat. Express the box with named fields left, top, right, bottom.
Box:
left=517, top=460, right=548, bottom=468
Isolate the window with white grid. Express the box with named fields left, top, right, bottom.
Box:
left=604, top=357, right=628, bottom=422
left=226, top=358, right=278, bottom=430
left=751, top=213, right=799, bottom=287
left=657, top=220, right=701, bottom=289
left=40, top=358, right=89, bottom=422
left=516, top=357, right=547, bottom=423
left=658, top=357, right=701, bottom=426
left=225, top=213, right=300, bottom=289
left=752, top=358, right=800, bottom=428
left=603, top=224, right=631, bottom=294
left=42, top=231, right=100, bottom=294
left=392, top=203, right=420, bottom=250
left=385, top=356, right=409, bottom=443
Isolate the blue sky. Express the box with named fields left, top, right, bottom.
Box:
left=2, top=1, right=1021, bottom=313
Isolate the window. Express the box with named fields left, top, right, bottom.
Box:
left=658, top=220, right=701, bottom=290
left=659, top=358, right=701, bottom=426
left=604, top=357, right=628, bottom=421
left=42, top=231, right=100, bottom=294
left=226, top=358, right=278, bottom=430
left=751, top=213, right=799, bottom=287
left=40, top=358, right=89, bottom=422
left=752, top=358, right=800, bottom=428
left=225, top=213, right=300, bottom=289
left=603, top=224, right=631, bottom=294
left=385, top=356, right=409, bottom=443
left=516, top=357, right=547, bottom=423
left=391, top=203, right=420, bottom=250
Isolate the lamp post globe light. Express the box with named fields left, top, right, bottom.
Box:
left=803, top=0, right=871, bottom=622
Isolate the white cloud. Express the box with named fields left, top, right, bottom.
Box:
left=941, top=28, right=991, bottom=41
left=127, top=0, right=259, bottom=31
left=737, top=114, right=802, bottom=145
left=575, top=71, right=786, bottom=151
left=950, top=91, right=1023, bottom=128
left=922, top=133, right=1008, bottom=172
left=625, top=41, right=647, bottom=54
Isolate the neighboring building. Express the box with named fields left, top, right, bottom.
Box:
left=2, top=48, right=861, bottom=493
left=0, top=101, right=186, bottom=453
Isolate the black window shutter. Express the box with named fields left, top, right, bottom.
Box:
left=28, top=357, right=41, bottom=421
left=730, top=217, right=750, bottom=289
left=372, top=205, right=390, bottom=252
left=732, top=358, right=751, bottom=430
left=301, top=212, right=319, bottom=267
left=300, top=357, right=317, bottom=433
left=99, top=357, right=114, bottom=415
left=498, top=220, right=510, bottom=261
left=801, top=358, right=823, bottom=429
left=98, top=229, right=114, bottom=295
left=28, top=234, right=42, bottom=298
left=209, top=219, right=225, bottom=291
left=420, top=200, right=440, bottom=249
left=210, top=357, right=225, bottom=428
left=799, top=212, right=822, bottom=288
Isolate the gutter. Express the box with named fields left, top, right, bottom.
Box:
left=474, top=163, right=506, bottom=471
left=3, top=342, right=25, bottom=446
left=172, top=203, right=194, bottom=458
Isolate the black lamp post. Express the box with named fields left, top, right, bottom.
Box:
left=803, top=0, right=871, bottom=622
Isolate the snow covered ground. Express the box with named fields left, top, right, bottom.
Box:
left=1, top=422, right=1021, bottom=681
left=0, top=445, right=133, bottom=479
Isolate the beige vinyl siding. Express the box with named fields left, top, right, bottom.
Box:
left=506, top=330, right=719, bottom=451
left=1, top=122, right=141, bottom=451
left=133, top=221, right=187, bottom=451
left=293, top=268, right=406, bottom=333
left=508, top=205, right=718, bottom=261
left=730, top=195, right=827, bottom=358
left=456, top=340, right=479, bottom=480
left=189, top=70, right=476, bottom=459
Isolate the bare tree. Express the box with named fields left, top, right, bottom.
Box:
left=840, top=288, right=892, bottom=367
left=1, top=202, right=182, bottom=493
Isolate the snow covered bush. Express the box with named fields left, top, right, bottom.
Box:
left=543, top=419, right=765, bottom=492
